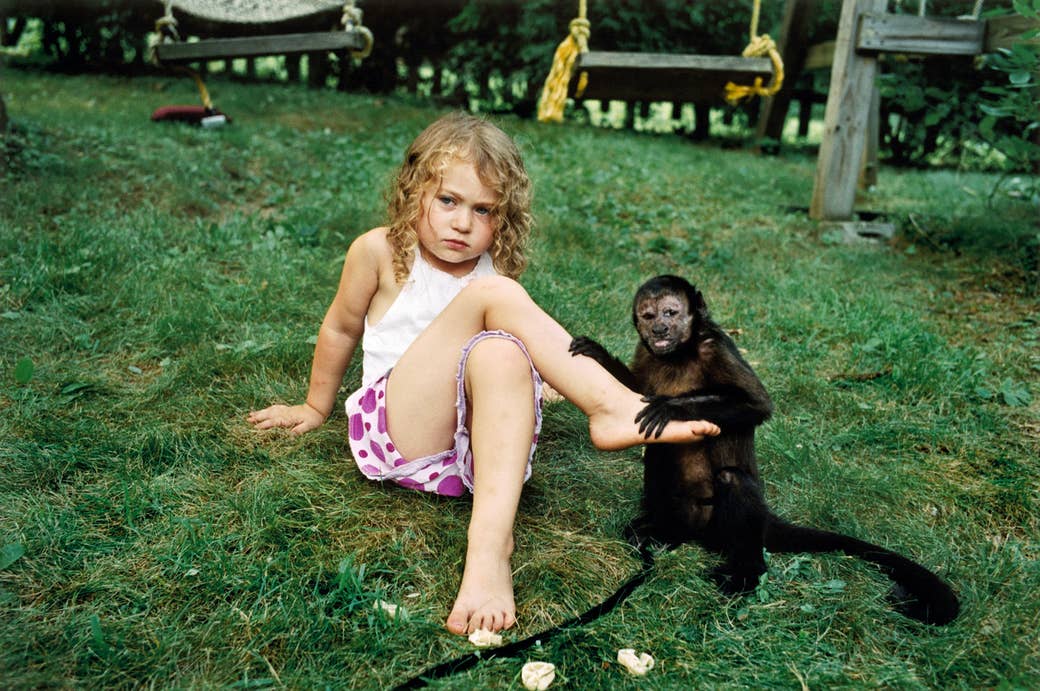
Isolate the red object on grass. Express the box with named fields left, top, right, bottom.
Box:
left=151, top=105, right=230, bottom=126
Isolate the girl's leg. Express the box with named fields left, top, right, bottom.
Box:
left=445, top=336, right=534, bottom=634
left=386, top=275, right=715, bottom=461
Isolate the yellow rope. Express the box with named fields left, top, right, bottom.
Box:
left=537, top=0, right=590, bottom=123
left=149, top=3, right=213, bottom=110
left=187, top=68, right=214, bottom=110
left=341, top=1, right=374, bottom=60
left=724, top=0, right=785, bottom=105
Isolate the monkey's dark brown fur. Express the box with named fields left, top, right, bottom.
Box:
left=571, top=275, right=958, bottom=625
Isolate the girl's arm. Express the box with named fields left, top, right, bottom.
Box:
left=249, top=230, right=382, bottom=435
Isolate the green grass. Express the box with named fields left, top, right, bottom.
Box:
left=2, top=65, right=1038, bottom=689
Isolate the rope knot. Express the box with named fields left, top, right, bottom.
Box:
left=742, top=33, right=774, bottom=58
left=341, top=1, right=374, bottom=60
left=725, top=32, right=784, bottom=105
left=568, top=17, right=591, bottom=50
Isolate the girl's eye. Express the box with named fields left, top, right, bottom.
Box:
left=475, top=207, right=491, bottom=216
left=439, top=196, right=455, bottom=206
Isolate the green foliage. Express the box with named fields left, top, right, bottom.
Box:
left=38, top=11, right=150, bottom=68
left=978, top=1, right=1040, bottom=197
left=0, top=543, right=25, bottom=570
left=586, top=0, right=777, bottom=55
left=442, top=0, right=566, bottom=113
left=879, top=1, right=1039, bottom=178
left=977, top=378, right=1034, bottom=406
left=879, top=58, right=989, bottom=167
left=13, top=357, right=33, bottom=384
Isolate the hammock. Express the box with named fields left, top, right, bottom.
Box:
left=149, top=1, right=372, bottom=126
left=153, top=1, right=373, bottom=63
left=166, top=1, right=345, bottom=26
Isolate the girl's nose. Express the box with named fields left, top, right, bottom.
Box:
left=452, top=209, right=471, bottom=232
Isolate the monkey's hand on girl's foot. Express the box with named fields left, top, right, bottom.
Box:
left=635, top=394, right=688, bottom=438
left=636, top=395, right=721, bottom=440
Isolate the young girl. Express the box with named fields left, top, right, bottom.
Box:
left=249, top=112, right=719, bottom=636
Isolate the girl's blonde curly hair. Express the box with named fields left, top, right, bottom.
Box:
left=385, top=112, right=533, bottom=283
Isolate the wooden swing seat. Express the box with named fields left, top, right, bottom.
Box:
left=572, top=51, right=774, bottom=103
left=154, top=30, right=368, bottom=64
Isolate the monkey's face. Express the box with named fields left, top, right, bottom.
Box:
left=635, top=292, right=694, bottom=356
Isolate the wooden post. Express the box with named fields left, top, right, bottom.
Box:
left=859, top=81, right=880, bottom=189
left=756, top=0, right=816, bottom=149
left=810, top=0, right=886, bottom=220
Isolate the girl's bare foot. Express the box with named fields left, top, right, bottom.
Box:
left=446, top=541, right=517, bottom=635
left=587, top=395, right=720, bottom=450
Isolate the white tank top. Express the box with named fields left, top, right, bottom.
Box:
left=360, top=249, right=497, bottom=385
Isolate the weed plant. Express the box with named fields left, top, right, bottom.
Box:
left=1, top=67, right=1038, bottom=688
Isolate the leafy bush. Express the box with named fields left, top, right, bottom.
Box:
left=878, top=57, right=992, bottom=167
left=38, top=11, right=150, bottom=68
left=978, top=0, right=1040, bottom=193
left=877, top=0, right=1037, bottom=175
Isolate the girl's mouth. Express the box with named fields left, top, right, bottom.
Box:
left=444, top=239, right=468, bottom=250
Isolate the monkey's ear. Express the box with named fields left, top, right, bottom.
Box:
left=689, top=286, right=707, bottom=313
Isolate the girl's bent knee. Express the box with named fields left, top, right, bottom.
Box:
left=461, top=275, right=527, bottom=303
left=467, top=336, right=531, bottom=377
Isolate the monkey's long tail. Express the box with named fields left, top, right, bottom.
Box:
left=763, top=517, right=959, bottom=625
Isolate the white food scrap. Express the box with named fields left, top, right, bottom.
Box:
left=617, top=648, right=655, bottom=675
left=521, top=661, right=556, bottom=690
left=373, top=599, right=399, bottom=618
left=468, top=628, right=503, bottom=647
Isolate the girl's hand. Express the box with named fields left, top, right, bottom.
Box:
left=248, top=403, right=327, bottom=435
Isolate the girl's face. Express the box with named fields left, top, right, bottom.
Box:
left=416, top=158, right=497, bottom=277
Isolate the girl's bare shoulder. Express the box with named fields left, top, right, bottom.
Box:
left=343, top=227, right=392, bottom=274
left=351, top=226, right=392, bottom=258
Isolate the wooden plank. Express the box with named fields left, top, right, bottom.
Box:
left=985, top=15, right=1040, bottom=51
left=154, top=31, right=366, bottom=63
left=574, top=51, right=773, bottom=103
left=805, top=41, right=836, bottom=70
left=857, top=13, right=984, bottom=56
left=811, top=0, right=886, bottom=221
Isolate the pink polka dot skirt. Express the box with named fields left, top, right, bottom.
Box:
left=345, top=330, right=543, bottom=497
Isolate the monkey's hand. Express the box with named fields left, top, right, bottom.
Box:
left=570, top=336, right=641, bottom=391
left=569, top=336, right=611, bottom=362
left=635, top=395, right=689, bottom=439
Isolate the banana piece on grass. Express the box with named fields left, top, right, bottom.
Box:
left=468, top=628, right=503, bottom=647
left=521, top=661, right=556, bottom=690
left=617, top=648, right=655, bottom=675
left=373, top=600, right=399, bottom=618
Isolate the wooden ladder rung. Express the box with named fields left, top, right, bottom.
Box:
left=154, top=31, right=366, bottom=63
left=857, top=13, right=984, bottom=56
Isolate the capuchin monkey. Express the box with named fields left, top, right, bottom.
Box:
left=570, top=275, right=959, bottom=625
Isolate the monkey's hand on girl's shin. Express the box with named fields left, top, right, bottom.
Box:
left=568, top=336, right=610, bottom=361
